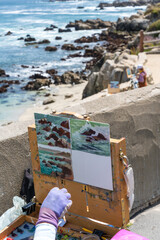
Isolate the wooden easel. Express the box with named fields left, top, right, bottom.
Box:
left=28, top=111, right=129, bottom=238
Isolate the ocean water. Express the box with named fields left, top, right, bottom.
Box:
left=0, top=0, right=146, bottom=125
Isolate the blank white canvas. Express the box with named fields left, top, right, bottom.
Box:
left=72, top=150, right=113, bottom=190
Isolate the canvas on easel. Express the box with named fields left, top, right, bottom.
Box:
left=108, top=81, right=120, bottom=94
left=35, top=113, right=113, bottom=191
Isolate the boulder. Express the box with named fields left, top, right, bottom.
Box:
left=0, top=86, right=7, bottom=93
left=75, top=23, right=92, bottom=31
left=117, top=18, right=149, bottom=32
left=44, top=27, right=54, bottom=31
left=38, top=39, right=50, bottom=44
left=55, top=36, right=62, bottom=40
left=0, top=69, right=8, bottom=77
left=17, top=37, right=24, bottom=40
left=24, top=36, right=36, bottom=42
left=0, top=80, right=20, bottom=85
left=43, top=97, right=55, bottom=105
left=45, top=46, right=57, bottom=51
left=46, top=69, right=58, bottom=77
left=21, top=65, right=29, bottom=68
left=5, top=31, right=13, bottom=36
left=29, top=73, right=46, bottom=79
left=58, top=28, right=72, bottom=33
left=74, top=35, right=99, bottom=43
left=66, top=19, right=112, bottom=31
left=61, top=71, right=81, bottom=84
left=83, top=52, right=140, bottom=98
left=61, top=44, right=83, bottom=51
left=23, top=78, right=51, bottom=91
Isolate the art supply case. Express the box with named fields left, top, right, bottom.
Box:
left=0, top=112, right=130, bottom=240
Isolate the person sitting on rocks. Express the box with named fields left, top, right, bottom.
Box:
left=136, top=64, right=147, bottom=88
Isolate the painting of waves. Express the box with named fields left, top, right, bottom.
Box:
left=70, top=119, right=110, bottom=157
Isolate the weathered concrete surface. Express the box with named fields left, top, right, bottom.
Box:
left=0, top=133, right=32, bottom=216
left=129, top=203, right=160, bottom=240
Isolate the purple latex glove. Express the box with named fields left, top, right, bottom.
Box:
left=36, top=187, right=72, bottom=228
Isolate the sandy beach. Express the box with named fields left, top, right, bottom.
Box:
left=18, top=81, right=88, bottom=122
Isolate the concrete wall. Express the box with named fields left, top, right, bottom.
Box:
left=0, top=133, right=32, bottom=216
left=68, top=83, right=160, bottom=213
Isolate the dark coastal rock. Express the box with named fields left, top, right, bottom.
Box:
left=0, top=69, right=9, bottom=77
left=61, top=71, right=82, bottom=84
left=53, top=71, right=82, bottom=85
left=53, top=75, right=62, bottom=84
left=23, top=78, right=51, bottom=91
left=55, top=36, right=62, bottom=40
left=46, top=69, right=58, bottom=77
left=29, top=73, right=46, bottom=79
left=43, top=97, right=55, bottom=105
left=0, top=80, right=20, bottom=85
left=116, top=17, right=149, bottom=32
left=38, top=39, right=50, bottom=44
left=66, top=19, right=112, bottom=31
left=21, top=65, right=29, bottom=68
left=24, top=36, right=36, bottom=42
left=45, top=46, right=57, bottom=51
left=84, top=46, right=104, bottom=58
left=98, top=0, right=151, bottom=8
left=61, top=44, right=83, bottom=51
left=0, top=86, right=7, bottom=93
left=44, top=27, right=54, bottom=31
left=66, top=22, right=76, bottom=28
left=5, top=31, right=13, bottom=36
left=67, top=53, right=82, bottom=58
left=17, top=37, right=24, bottom=40
left=50, top=24, right=58, bottom=28
left=77, top=6, right=84, bottom=9
left=44, top=24, right=57, bottom=31
left=58, top=28, right=72, bottom=33
left=61, top=120, right=69, bottom=129
left=74, top=35, right=99, bottom=43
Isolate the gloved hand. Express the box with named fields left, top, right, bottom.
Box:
left=36, top=187, right=72, bottom=228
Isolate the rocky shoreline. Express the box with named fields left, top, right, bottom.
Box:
left=0, top=1, right=159, bottom=107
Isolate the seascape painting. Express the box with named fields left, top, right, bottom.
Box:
left=110, top=81, right=119, bottom=89
left=35, top=113, right=113, bottom=190
left=70, top=119, right=110, bottom=156
left=35, top=113, right=73, bottom=180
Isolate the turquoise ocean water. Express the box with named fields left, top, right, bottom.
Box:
left=0, top=0, right=146, bottom=125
